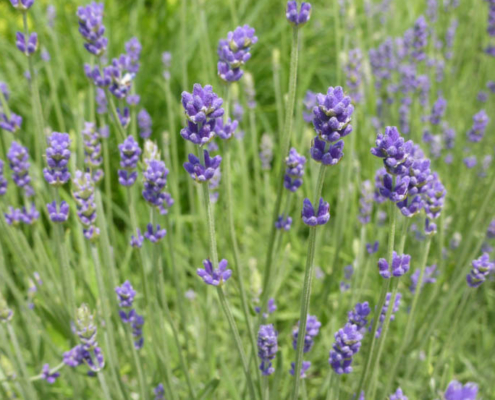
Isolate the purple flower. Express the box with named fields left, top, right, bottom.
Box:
left=0, top=160, right=7, bottom=196
left=422, top=172, right=446, bottom=220
left=286, top=1, right=312, bottom=26
left=377, top=252, right=411, bottom=279
left=329, top=323, right=363, bottom=374
left=444, top=380, right=478, bottom=400
left=310, top=137, right=345, bottom=166
left=467, top=110, right=489, bottom=143
left=16, top=32, right=38, bottom=55
left=487, top=219, right=495, bottom=239
left=487, top=80, right=495, bottom=93
left=0, top=82, right=10, bottom=100
left=115, top=281, right=136, bottom=308
left=125, top=37, right=142, bottom=73
left=477, top=91, right=488, bottom=103
left=410, top=264, right=438, bottom=293
left=257, top=324, right=278, bottom=376
left=4, top=206, right=23, bottom=226
left=347, top=302, right=371, bottom=333
left=77, top=2, right=107, bottom=56
left=371, top=126, right=413, bottom=175
left=117, top=107, right=131, bottom=129
left=358, top=180, right=373, bottom=224
left=430, top=96, right=446, bottom=125
left=138, top=109, right=152, bottom=139
left=369, top=38, right=396, bottom=90
left=154, top=383, right=165, bottom=399
left=366, top=241, right=379, bottom=254
left=312, top=86, right=354, bottom=143
left=374, top=292, right=401, bottom=338
left=290, top=361, right=311, bottom=378
left=292, top=315, right=321, bottom=353
left=81, top=123, right=105, bottom=182
left=466, top=253, right=494, bottom=288
left=20, top=203, right=39, bottom=225
left=63, top=345, right=85, bottom=368
left=118, top=136, right=141, bottom=187
left=7, top=141, right=34, bottom=196
left=389, top=388, right=408, bottom=400
left=345, top=48, right=363, bottom=103
left=0, top=112, right=22, bottom=133
left=463, top=156, right=477, bottom=169
left=184, top=150, right=222, bottom=183
left=73, top=171, right=99, bottom=241
left=376, top=172, right=410, bottom=203
left=143, top=223, right=167, bottom=243
left=41, top=364, right=60, bottom=384
left=142, top=160, right=169, bottom=206
left=284, top=147, right=306, bottom=192
left=197, top=259, right=232, bottom=286
left=127, top=94, right=140, bottom=106
left=411, top=16, right=428, bottom=61
left=301, top=198, right=330, bottom=226
left=255, top=298, right=277, bottom=318
left=41, top=49, right=50, bottom=61
left=47, top=201, right=69, bottom=223
left=44, top=132, right=71, bottom=186
left=217, top=25, right=257, bottom=82
left=275, top=215, right=292, bottom=231
left=214, top=117, right=238, bottom=140
left=303, top=90, right=316, bottom=123
left=9, top=0, right=35, bottom=10
left=130, top=228, right=144, bottom=248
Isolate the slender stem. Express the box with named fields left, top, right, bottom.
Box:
left=262, top=375, right=270, bottom=400
left=97, top=371, right=113, bottom=400
left=260, top=26, right=300, bottom=315
left=54, top=219, right=76, bottom=317
left=291, top=165, right=327, bottom=400
left=217, top=287, right=257, bottom=400
left=105, top=90, right=126, bottom=141
left=45, top=63, right=66, bottom=132
left=126, top=328, right=148, bottom=400
left=355, top=203, right=397, bottom=397
left=249, top=108, right=262, bottom=219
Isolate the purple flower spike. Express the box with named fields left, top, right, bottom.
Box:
left=377, top=252, right=411, bottom=279
left=310, top=136, right=344, bottom=165
left=466, top=253, right=494, bottom=288
left=410, top=264, right=438, bottom=293
left=130, top=228, right=144, bottom=248
left=63, top=345, right=85, bottom=368
left=118, top=136, right=141, bottom=187
left=214, top=117, right=238, bottom=140
left=127, top=95, right=140, bottom=106
left=411, top=16, right=428, bottom=61
left=374, top=292, right=401, bottom=338
left=115, top=281, right=136, bottom=308
left=154, top=384, right=165, bottom=399
left=329, top=323, right=363, bottom=374
left=117, top=107, right=131, bottom=129
left=303, top=91, right=317, bottom=123
left=347, top=302, right=371, bottom=333
left=16, top=32, right=38, bottom=55
left=444, top=380, right=478, bottom=400
left=143, top=223, right=166, bottom=243
left=467, top=110, right=489, bottom=143
left=41, top=364, right=60, bottom=384
left=366, top=241, right=379, bottom=254
left=371, top=126, right=413, bottom=175
left=7, top=141, right=34, bottom=196
left=312, top=86, right=354, bottom=143
left=377, top=173, right=410, bottom=203
left=138, top=109, right=152, bottom=139
left=290, top=361, right=311, bottom=378
left=255, top=298, right=277, bottom=318
left=292, top=315, right=321, bottom=353
left=181, top=84, right=224, bottom=124
left=5, top=206, right=23, bottom=226
left=286, top=1, right=312, bottom=26
left=358, top=180, right=373, bottom=224
left=423, top=173, right=446, bottom=220
left=47, top=201, right=69, bottom=223
left=77, top=2, right=107, bottom=56
left=10, top=0, right=35, bottom=10
left=284, top=147, right=306, bottom=192
left=0, top=160, right=7, bottom=196
left=142, top=160, right=169, bottom=206
left=20, top=203, right=39, bottom=225
left=275, top=215, right=293, bottom=231
left=0, top=112, right=23, bottom=133
left=184, top=150, right=222, bottom=183
left=197, top=259, right=232, bottom=286
left=430, top=96, right=446, bottom=125
left=389, top=388, right=408, bottom=400
left=301, top=198, right=330, bottom=226
left=257, top=324, right=278, bottom=376
left=44, top=132, right=71, bottom=186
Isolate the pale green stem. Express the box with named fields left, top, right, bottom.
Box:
left=291, top=164, right=327, bottom=399
left=54, top=217, right=76, bottom=317
left=260, top=26, right=300, bottom=318
left=97, top=370, right=113, bottom=400
left=126, top=328, right=148, bottom=400
left=248, top=107, right=262, bottom=218
left=105, top=90, right=126, bottom=141
left=45, top=62, right=66, bottom=132
left=263, top=375, right=270, bottom=400
left=7, top=324, right=37, bottom=399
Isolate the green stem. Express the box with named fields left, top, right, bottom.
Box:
left=126, top=328, right=148, bottom=400
left=291, top=165, right=327, bottom=399
left=263, top=375, right=270, bottom=400
left=54, top=219, right=76, bottom=317
left=260, top=26, right=300, bottom=318
left=97, top=370, right=113, bottom=400
left=105, top=90, right=127, bottom=141
left=45, top=63, right=66, bottom=132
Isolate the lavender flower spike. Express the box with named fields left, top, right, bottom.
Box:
left=310, top=137, right=345, bottom=165
left=76, top=2, right=107, bottom=56
left=292, top=315, right=321, bottom=353
left=143, top=223, right=167, bottom=243
left=41, top=364, right=60, bottom=384
left=466, top=253, right=494, bottom=288
left=197, top=259, right=232, bottom=286
left=444, top=380, right=478, bottom=400
left=257, top=324, right=278, bottom=376
left=286, top=1, right=312, bottom=26
left=371, top=126, right=413, bottom=175
left=137, top=109, right=152, bottom=139
left=72, top=170, right=99, bottom=241
left=142, top=160, right=169, bottom=206
left=467, top=110, right=489, bottom=143
left=0, top=112, right=23, bottom=133
left=10, top=0, right=35, bottom=11
left=16, top=32, right=38, bottom=56
left=47, top=201, right=70, bottom=223
left=7, top=141, right=34, bottom=196
left=0, top=160, right=8, bottom=196
left=130, top=228, right=144, bottom=248
left=115, top=281, right=136, bottom=308
left=329, top=323, right=363, bottom=374
left=377, top=252, right=411, bottom=279
left=347, top=302, right=371, bottom=333
left=389, top=388, right=408, bottom=400
left=284, top=147, right=307, bottom=192
left=118, top=136, right=141, bottom=187
left=301, top=198, right=330, bottom=226
left=290, top=361, right=311, bottom=378
left=44, top=132, right=71, bottom=186
left=184, top=150, right=222, bottom=183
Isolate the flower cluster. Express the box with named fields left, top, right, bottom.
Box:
left=41, top=364, right=60, bottom=384
left=118, top=136, right=141, bottom=187
left=467, top=110, right=489, bottom=143
left=301, top=198, right=330, bottom=226
left=9, top=0, right=34, bottom=11
left=389, top=388, right=408, bottom=400
left=214, top=117, right=238, bottom=141
left=255, top=298, right=277, bottom=319
left=125, top=37, right=142, bottom=74
left=217, top=25, right=257, bottom=82
left=47, top=201, right=69, bottom=223
left=345, top=48, right=363, bottom=103
left=0, top=112, right=22, bottom=133
left=137, top=109, right=152, bottom=139
left=0, top=160, right=8, bottom=196
left=76, top=2, right=107, bottom=56
left=292, top=315, right=321, bottom=353
left=142, top=159, right=169, bottom=207
left=7, top=141, right=34, bottom=196
left=286, top=1, right=312, bottom=26
left=257, top=324, right=278, bottom=376
left=275, top=215, right=292, bottom=231
left=358, top=180, right=373, bottom=224
left=303, top=90, right=316, bottom=123
left=410, top=264, right=438, bottom=293
left=115, top=281, right=145, bottom=349
left=44, top=132, right=71, bottom=186
left=72, top=171, right=99, bottom=241
left=284, top=148, right=306, bottom=192
left=466, top=253, right=494, bottom=288
left=82, top=123, right=106, bottom=183
left=184, top=151, right=222, bottom=183
left=4, top=204, right=39, bottom=226
left=444, top=380, right=478, bottom=400
left=16, top=32, right=38, bottom=56
left=429, top=96, right=447, bottom=125
left=374, top=292, right=401, bottom=338
left=310, top=86, right=354, bottom=166
left=329, top=323, right=363, bottom=374
left=347, top=302, right=371, bottom=333
left=197, top=259, right=232, bottom=286
left=377, top=252, right=411, bottom=278
left=411, top=16, right=428, bottom=61
left=143, top=223, right=167, bottom=243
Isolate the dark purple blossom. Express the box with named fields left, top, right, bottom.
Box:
left=347, top=302, right=371, bottom=333
left=63, top=345, right=85, bottom=368
left=16, top=32, right=38, bottom=55
left=371, top=126, right=413, bottom=175
left=118, top=136, right=141, bottom=187
left=422, top=172, right=446, bottom=220
left=411, top=16, right=428, bottom=61
left=377, top=252, right=411, bottom=278
left=255, top=298, right=277, bottom=318
left=376, top=173, right=410, bottom=202
left=115, top=281, right=136, bottom=308
left=366, top=241, right=379, bottom=254
left=19, top=203, right=39, bottom=225
left=310, top=137, right=344, bottom=165
left=154, top=384, right=165, bottom=399
left=286, top=1, right=312, bottom=26
left=214, top=117, right=238, bottom=141
left=257, top=324, right=278, bottom=376
left=142, top=160, right=169, bottom=206
left=466, top=253, right=494, bottom=288
left=73, top=171, right=99, bottom=241
left=301, top=198, right=330, bottom=226
left=275, top=215, right=293, bottom=231
left=329, top=323, right=363, bottom=374
left=117, top=107, right=131, bottom=129
left=4, top=206, right=23, bottom=226
left=183, top=150, right=222, bottom=183
left=303, top=90, right=316, bottom=123
left=389, top=388, right=408, bottom=400
left=47, top=201, right=69, bottom=223
left=143, top=223, right=166, bottom=243
left=44, top=132, right=71, bottom=186
left=197, top=259, right=232, bottom=286
left=41, top=364, right=60, bottom=384
left=137, top=109, right=152, bottom=138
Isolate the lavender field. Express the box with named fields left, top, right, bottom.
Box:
left=0, top=0, right=494, bottom=399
